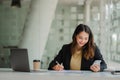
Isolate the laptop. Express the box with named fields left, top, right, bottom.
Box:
left=10, top=48, right=31, bottom=72
left=10, top=48, right=48, bottom=72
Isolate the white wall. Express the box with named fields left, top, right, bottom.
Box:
left=19, top=0, right=58, bottom=69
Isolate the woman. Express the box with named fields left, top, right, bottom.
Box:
left=48, top=24, right=107, bottom=72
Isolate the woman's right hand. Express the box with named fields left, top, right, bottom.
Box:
left=52, top=64, right=64, bottom=71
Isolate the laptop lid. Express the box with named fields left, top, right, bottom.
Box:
left=10, top=48, right=30, bottom=72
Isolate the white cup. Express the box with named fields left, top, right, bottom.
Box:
left=33, top=60, right=40, bottom=71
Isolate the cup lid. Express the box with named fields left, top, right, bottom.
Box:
left=33, top=60, right=40, bottom=62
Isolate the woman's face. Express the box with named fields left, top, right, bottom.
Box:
left=76, top=31, right=89, bottom=48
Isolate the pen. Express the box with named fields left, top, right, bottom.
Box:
left=56, top=61, right=63, bottom=66
left=56, top=61, right=60, bottom=65
left=56, top=61, right=64, bottom=70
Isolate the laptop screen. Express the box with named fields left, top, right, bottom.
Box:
left=10, top=48, right=30, bottom=72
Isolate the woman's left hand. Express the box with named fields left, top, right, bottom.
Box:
left=90, top=64, right=100, bottom=72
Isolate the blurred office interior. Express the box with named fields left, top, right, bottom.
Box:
left=0, top=0, right=120, bottom=70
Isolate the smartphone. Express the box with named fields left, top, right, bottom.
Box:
left=111, top=70, right=120, bottom=75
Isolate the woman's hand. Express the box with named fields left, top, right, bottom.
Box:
left=52, top=64, right=64, bottom=71
left=90, top=64, right=100, bottom=72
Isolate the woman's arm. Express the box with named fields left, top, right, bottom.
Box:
left=48, top=45, right=65, bottom=70
left=94, top=46, right=107, bottom=71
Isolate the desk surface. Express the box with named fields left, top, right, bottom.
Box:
left=0, top=68, right=120, bottom=80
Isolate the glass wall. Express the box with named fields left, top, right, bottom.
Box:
left=90, top=0, right=120, bottom=69
left=108, top=0, right=120, bottom=68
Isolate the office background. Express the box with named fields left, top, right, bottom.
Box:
left=0, top=0, right=120, bottom=69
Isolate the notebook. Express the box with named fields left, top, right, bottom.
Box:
left=10, top=48, right=48, bottom=72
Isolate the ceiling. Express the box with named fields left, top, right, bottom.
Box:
left=58, top=0, right=100, bottom=7
left=59, top=0, right=86, bottom=5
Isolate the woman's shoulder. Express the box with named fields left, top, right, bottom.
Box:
left=62, top=43, right=72, bottom=48
left=61, top=43, right=72, bottom=50
left=61, top=43, right=72, bottom=55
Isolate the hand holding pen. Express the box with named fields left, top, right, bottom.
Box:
left=52, top=61, right=64, bottom=71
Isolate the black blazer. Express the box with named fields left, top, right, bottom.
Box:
left=48, top=43, right=107, bottom=71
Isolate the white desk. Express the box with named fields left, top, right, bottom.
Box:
left=0, top=68, right=120, bottom=80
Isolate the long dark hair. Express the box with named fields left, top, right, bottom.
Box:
left=71, top=24, right=95, bottom=60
